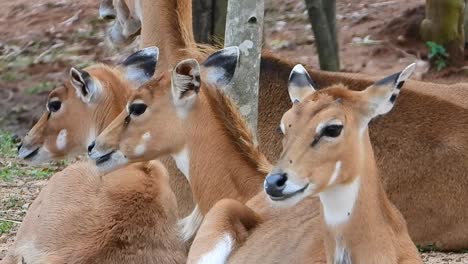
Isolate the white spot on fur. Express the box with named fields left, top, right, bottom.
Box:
left=172, top=147, right=190, bottom=179
left=197, top=234, right=233, bottom=264
left=134, top=132, right=151, bottom=156
left=178, top=205, right=204, bottom=242
left=134, top=143, right=146, bottom=156
left=319, top=176, right=361, bottom=226
left=327, top=161, right=342, bottom=186
left=238, top=40, right=253, bottom=56
left=56, top=129, right=67, bottom=150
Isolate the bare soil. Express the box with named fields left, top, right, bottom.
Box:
left=1, top=0, right=467, bottom=262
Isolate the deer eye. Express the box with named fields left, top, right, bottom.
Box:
left=47, top=101, right=62, bottom=112
left=129, top=103, right=147, bottom=116
left=322, top=124, right=343, bottom=138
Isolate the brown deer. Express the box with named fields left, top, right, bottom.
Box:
left=263, top=63, right=422, bottom=263
left=188, top=64, right=422, bottom=264
left=87, top=54, right=328, bottom=264
left=104, top=0, right=468, bottom=250
left=1, top=160, right=186, bottom=264
left=17, top=47, right=194, bottom=218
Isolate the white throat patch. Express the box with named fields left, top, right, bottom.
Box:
left=319, top=176, right=361, bottom=226
left=172, top=147, right=190, bottom=179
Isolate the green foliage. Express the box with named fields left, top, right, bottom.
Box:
left=426, top=41, right=449, bottom=71
left=417, top=243, right=437, bottom=253
left=0, top=221, right=14, bottom=234
left=26, top=81, right=55, bottom=95
left=0, top=131, right=17, bottom=158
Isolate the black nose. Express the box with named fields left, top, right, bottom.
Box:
left=17, top=143, right=23, bottom=152
left=88, top=141, right=95, bottom=153
left=264, top=172, right=288, bottom=198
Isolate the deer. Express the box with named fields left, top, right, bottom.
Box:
left=188, top=63, right=423, bottom=264
left=263, top=63, right=422, bottom=263
left=1, top=160, right=186, bottom=264
left=17, top=47, right=194, bottom=218
left=103, top=0, right=468, bottom=250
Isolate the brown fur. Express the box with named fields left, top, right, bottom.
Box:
left=274, top=85, right=422, bottom=263
left=20, top=63, right=194, bottom=218
left=92, top=72, right=329, bottom=263
left=1, top=161, right=186, bottom=264
left=111, top=0, right=468, bottom=250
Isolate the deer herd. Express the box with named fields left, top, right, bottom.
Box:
left=2, top=0, right=468, bottom=263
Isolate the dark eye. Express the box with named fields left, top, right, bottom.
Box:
left=323, top=125, right=343, bottom=138
left=47, top=101, right=62, bottom=112
left=129, top=103, right=147, bottom=116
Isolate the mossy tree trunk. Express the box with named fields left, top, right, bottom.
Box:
left=224, top=0, right=264, bottom=133
left=192, top=0, right=228, bottom=44
left=421, top=0, right=465, bottom=67
left=304, top=0, right=340, bottom=71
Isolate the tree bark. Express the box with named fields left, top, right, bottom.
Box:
left=304, top=0, right=340, bottom=71
left=192, top=0, right=227, bottom=44
left=421, top=0, right=465, bottom=67
left=224, top=0, right=264, bottom=133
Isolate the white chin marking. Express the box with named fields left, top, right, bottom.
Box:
left=197, top=234, right=233, bottom=264
left=96, top=151, right=128, bottom=173
left=56, top=129, right=67, bottom=150
left=268, top=184, right=313, bottom=208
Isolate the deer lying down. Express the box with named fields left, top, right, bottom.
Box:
left=88, top=48, right=272, bottom=242
left=17, top=47, right=194, bottom=218
left=0, top=161, right=186, bottom=264
left=105, top=0, right=468, bottom=250
left=189, top=64, right=422, bottom=264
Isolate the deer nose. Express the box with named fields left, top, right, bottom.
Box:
left=264, top=172, right=288, bottom=198
left=88, top=141, right=96, bottom=154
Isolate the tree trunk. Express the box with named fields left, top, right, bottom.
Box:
left=224, top=0, right=264, bottom=134
left=421, top=0, right=465, bottom=67
left=192, top=0, right=228, bottom=44
left=304, top=0, right=340, bottom=71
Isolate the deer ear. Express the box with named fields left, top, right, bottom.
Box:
left=362, top=63, right=416, bottom=119
left=171, top=59, right=201, bottom=117
left=201, top=46, right=239, bottom=87
left=70, top=67, right=101, bottom=104
left=288, top=64, right=317, bottom=103
left=121, top=46, right=159, bottom=87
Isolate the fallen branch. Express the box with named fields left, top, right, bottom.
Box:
left=0, top=218, right=22, bottom=224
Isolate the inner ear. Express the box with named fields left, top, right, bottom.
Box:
left=172, top=59, right=201, bottom=99
left=70, top=68, right=89, bottom=97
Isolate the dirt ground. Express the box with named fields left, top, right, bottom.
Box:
left=1, top=0, right=467, bottom=263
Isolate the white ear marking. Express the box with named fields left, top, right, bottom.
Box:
left=396, top=63, right=416, bottom=85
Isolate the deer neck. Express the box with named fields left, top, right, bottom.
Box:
left=184, top=93, right=265, bottom=214
left=140, top=0, right=196, bottom=73
left=319, top=135, right=393, bottom=263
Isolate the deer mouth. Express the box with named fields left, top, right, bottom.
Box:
left=268, top=184, right=309, bottom=201
left=18, top=145, right=40, bottom=160
left=95, top=151, right=115, bottom=165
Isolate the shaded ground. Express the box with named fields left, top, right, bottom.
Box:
left=1, top=0, right=467, bottom=262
